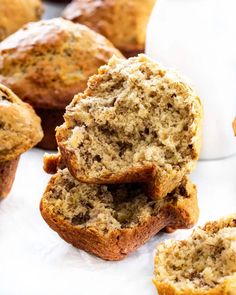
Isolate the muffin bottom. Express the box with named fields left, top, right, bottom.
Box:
left=35, top=108, right=65, bottom=150
left=0, top=156, right=20, bottom=199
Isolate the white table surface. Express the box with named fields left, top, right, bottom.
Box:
left=0, top=150, right=235, bottom=295
left=0, top=2, right=235, bottom=295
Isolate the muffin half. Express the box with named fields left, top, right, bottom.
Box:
left=40, top=169, right=199, bottom=260
left=56, top=55, right=203, bottom=199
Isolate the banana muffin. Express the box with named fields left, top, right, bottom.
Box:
left=233, top=118, right=236, bottom=136
left=56, top=55, right=203, bottom=200
left=0, top=84, right=43, bottom=199
left=40, top=169, right=199, bottom=261
left=0, top=18, right=123, bottom=149
left=62, top=0, right=156, bottom=57
left=154, top=215, right=236, bottom=295
left=0, top=0, right=43, bottom=42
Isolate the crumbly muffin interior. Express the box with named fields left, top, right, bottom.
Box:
left=154, top=217, right=236, bottom=290
left=44, top=169, right=188, bottom=234
left=61, top=55, right=202, bottom=179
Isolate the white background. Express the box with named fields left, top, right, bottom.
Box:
left=0, top=1, right=235, bottom=295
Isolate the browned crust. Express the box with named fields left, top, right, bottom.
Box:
left=43, top=153, right=65, bottom=174
left=153, top=278, right=236, bottom=295
left=62, top=0, right=155, bottom=53
left=35, top=108, right=65, bottom=150
left=40, top=175, right=199, bottom=261
left=0, top=0, right=43, bottom=42
left=121, top=48, right=144, bottom=59
left=0, top=18, right=123, bottom=110
left=233, top=118, right=236, bottom=136
left=0, top=156, right=20, bottom=199
left=0, top=83, right=44, bottom=161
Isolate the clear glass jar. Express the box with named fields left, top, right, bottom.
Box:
left=146, top=0, right=236, bottom=159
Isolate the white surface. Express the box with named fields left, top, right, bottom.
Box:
left=146, top=0, right=236, bottom=159
left=43, top=1, right=67, bottom=19
left=0, top=150, right=235, bottom=295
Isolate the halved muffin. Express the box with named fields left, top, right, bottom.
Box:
left=40, top=168, right=199, bottom=261
left=56, top=55, right=203, bottom=199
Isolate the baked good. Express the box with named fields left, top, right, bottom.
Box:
left=56, top=55, right=203, bottom=199
left=233, top=118, right=236, bottom=136
left=0, top=84, right=43, bottom=199
left=153, top=215, right=236, bottom=295
left=0, top=0, right=43, bottom=42
left=43, top=152, right=65, bottom=174
left=40, top=168, right=199, bottom=261
left=0, top=18, right=123, bottom=150
left=62, top=0, right=156, bottom=57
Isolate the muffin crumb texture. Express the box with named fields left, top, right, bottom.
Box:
left=43, top=169, right=192, bottom=233
left=57, top=54, right=202, bottom=197
left=154, top=215, right=236, bottom=292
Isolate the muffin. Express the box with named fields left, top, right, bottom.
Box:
left=153, top=215, right=236, bottom=295
left=56, top=55, right=203, bottom=200
left=62, top=0, right=156, bottom=57
left=0, top=84, right=43, bottom=199
left=0, top=18, right=123, bottom=150
left=0, top=0, right=43, bottom=42
left=40, top=168, right=199, bottom=261
left=233, top=118, right=236, bottom=136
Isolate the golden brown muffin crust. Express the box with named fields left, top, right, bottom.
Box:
left=0, top=18, right=123, bottom=110
left=0, top=156, right=20, bottom=199
left=62, top=0, right=156, bottom=53
left=40, top=170, right=199, bottom=260
left=0, top=84, right=43, bottom=162
left=0, top=0, right=43, bottom=41
left=233, top=118, right=236, bottom=136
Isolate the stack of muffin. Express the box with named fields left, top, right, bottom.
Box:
left=40, top=54, right=203, bottom=260
left=0, top=0, right=156, bottom=198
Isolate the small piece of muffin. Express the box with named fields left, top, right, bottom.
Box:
left=62, top=0, right=156, bottom=57
left=153, top=215, right=236, bottom=295
left=233, top=118, right=236, bottom=136
left=0, top=84, right=43, bottom=199
left=40, top=168, right=199, bottom=261
left=0, top=0, right=43, bottom=42
left=56, top=55, right=203, bottom=200
left=0, top=18, right=123, bottom=150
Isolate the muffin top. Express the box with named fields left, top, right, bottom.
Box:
left=0, top=84, right=43, bottom=162
left=0, top=18, right=123, bottom=110
left=0, top=0, right=43, bottom=41
left=62, top=0, right=156, bottom=53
